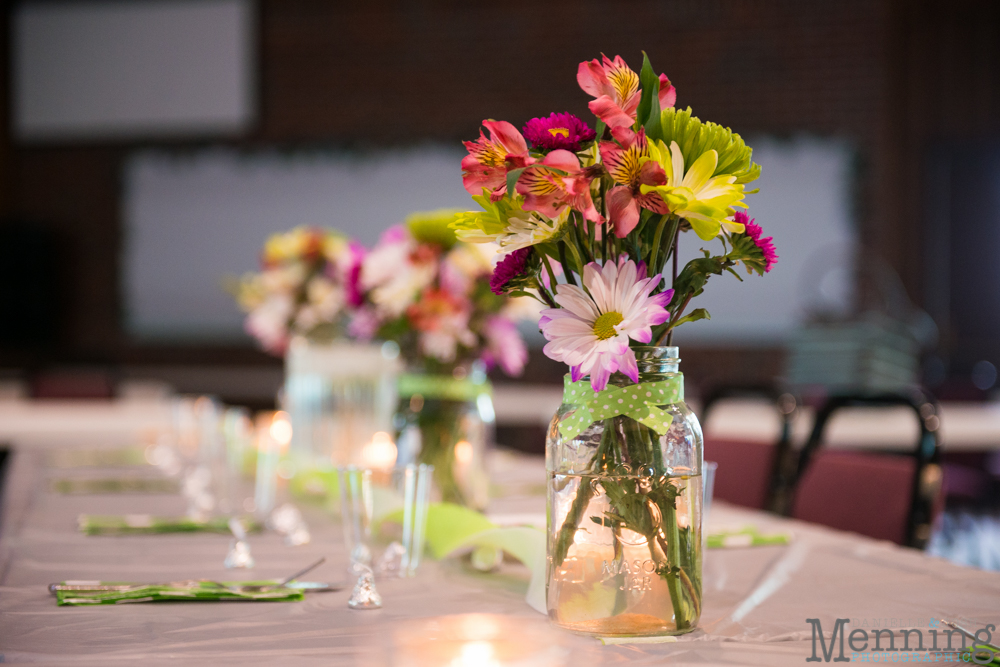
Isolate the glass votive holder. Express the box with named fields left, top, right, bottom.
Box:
left=397, top=463, right=433, bottom=577
left=337, top=465, right=374, bottom=571
left=704, top=460, right=719, bottom=518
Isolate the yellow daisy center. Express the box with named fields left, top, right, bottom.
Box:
left=593, top=311, right=624, bottom=340
left=547, top=127, right=570, bottom=138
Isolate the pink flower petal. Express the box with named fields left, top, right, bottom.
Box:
left=607, top=186, right=641, bottom=238
left=588, top=96, right=636, bottom=129
left=482, top=120, right=528, bottom=155
left=658, top=74, right=677, bottom=109
left=618, top=350, right=639, bottom=383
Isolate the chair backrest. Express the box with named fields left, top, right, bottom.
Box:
left=703, top=437, right=779, bottom=510
left=31, top=370, right=115, bottom=399
left=787, top=391, right=941, bottom=548
left=700, top=385, right=798, bottom=512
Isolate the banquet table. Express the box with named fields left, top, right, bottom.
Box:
left=2, top=442, right=999, bottom=666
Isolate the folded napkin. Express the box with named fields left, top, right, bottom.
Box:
left=53, top=580, right=304, bottom=606
left=51, top=477, right=179, bottom=495
left=707, top=525, right=791, bottom=549
left=79, top=514, right=263, bottom=536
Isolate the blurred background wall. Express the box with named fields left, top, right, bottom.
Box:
left=0, top=0, right=998, bottom=406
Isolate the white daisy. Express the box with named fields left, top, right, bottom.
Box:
left=539, top=258, right=673, bottom=391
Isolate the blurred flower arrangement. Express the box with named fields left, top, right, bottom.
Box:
left=354, top=210, right=528, bottom=377
left=452, top=52, right=779, bottom=634
left=236, top=215, right=530, bottom=376
left=236, top=213, right=533, bottom=509
left=236, top=227, right=365, bottom=355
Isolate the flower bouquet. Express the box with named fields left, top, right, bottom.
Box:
left=237, top=227, right=400, bottom=470
left=453, top=53, right=777, bottom=636
left=236, top=226, right=365, bottom=355
left=355, top=211, right=531, bottom=509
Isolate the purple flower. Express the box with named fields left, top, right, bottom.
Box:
left=734, top=211, right=778, bottom=273
left=522, top=112, right=597, bottom=152
left=490, top=248, right=531, bottom=295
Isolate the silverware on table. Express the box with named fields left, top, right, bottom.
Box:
left=939, top=618, right=1000, bottom=653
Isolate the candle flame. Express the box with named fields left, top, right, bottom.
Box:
left=362, top=431, right=397, bottom=469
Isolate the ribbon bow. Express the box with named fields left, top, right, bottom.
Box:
left=558, top=375, right=683, bottom=440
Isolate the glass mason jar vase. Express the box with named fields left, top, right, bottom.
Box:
left=393, top=367, right=495, bottom=511
left=283, top=337, right=399, bottom=468
left=545, top=346, right=703, bottom=637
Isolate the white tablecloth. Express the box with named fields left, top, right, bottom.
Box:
left=2, top=445, right=999, bottom=665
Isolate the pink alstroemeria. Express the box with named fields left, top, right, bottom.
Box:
left=577, top=55, right=677, bottom=129
left=516, top=150, right=604, bottom=224
left=462, top=120, right=533, bottom=199
left=601, top=128, right=669, bottom=237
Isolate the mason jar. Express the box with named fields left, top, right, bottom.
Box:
left=545, top=346, right=703, bottom=637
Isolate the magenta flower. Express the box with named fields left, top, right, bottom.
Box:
left=522, top=112, right=597, bottom=152
left=734, top=211, right=778, bottom=273
left=490, top=247, right=531, bottom=295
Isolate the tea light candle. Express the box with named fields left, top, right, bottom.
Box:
left=361, top=431, right=397, bottom=469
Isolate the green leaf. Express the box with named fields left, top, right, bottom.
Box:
left=671, top=308, right=711, bottom=328
left=506, top=167, right=528, bottom=197
left=636, top=52, right=660, bottom=129
left=595, top=120, right=606, bottom=142
left=644, top=94, right=662, bottom=143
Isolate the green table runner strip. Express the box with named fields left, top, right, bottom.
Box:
left=55, top=581, right=303, bottom=606
left=47, top=447, right=149, bottom=469
left=397, top=373, right=492, bottom=401
left=50, top=478, right=180, bottom=495
left=559, top=375, right=683, bottom=440
left=79, top=514, right=263, bottom=536
left=706, top=526, right=791, bottom=549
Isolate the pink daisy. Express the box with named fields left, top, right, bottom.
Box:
left=539, top=258, right=673, bottom=392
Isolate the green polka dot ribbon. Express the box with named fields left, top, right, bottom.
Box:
left=559, top=374, right=683, bottom=440
left=397, top=373, right=492, bottom=401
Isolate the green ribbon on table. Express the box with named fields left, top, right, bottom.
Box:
left=706, top=525, right=791, bottom=549
left=397, top=373, right=492, bottom=402
left=78, top=514, right=263, bottom=536
left=54, top=581, right=303, bottom=606
left=558, top=374, right=683, bottom=440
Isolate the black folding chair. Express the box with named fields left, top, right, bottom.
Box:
left=700, top=384, right=798, bottom=511
left=779, top=390, right=941, bottom=548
